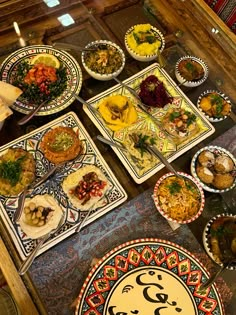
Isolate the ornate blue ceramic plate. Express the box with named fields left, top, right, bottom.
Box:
left=0, top=112, right=127, bottom=260
left=75, top=238, right=224, bottom=315
left=0, top=45, right=82, bottom=115
left=83, top=63, right=215, bottom=184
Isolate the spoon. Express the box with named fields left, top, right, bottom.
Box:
left=97, top=135, right=143, bottom=168
left=18, top=212, right=65, bottom=275
left=17, top=99, right=48, bottom=125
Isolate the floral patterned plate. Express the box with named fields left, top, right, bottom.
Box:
left=0, top=112, right=127, bottom=260
left=0, top=45, right=82, bottom=115
left=83, top=63, right=215, bottom=183
left=75, top=238, right=224, bottom=315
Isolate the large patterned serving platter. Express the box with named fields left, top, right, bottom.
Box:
left=75, top=238, right=224, bottom=315
left=0, top=112, right=127, bottom=260
left=0, top=45, right=82, bottom=115
left=83, top=63, right=215, bottom=183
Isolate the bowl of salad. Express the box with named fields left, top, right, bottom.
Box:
left=81, top=40, right=125, bottom=81
left=125, top=23, right=165, bottom=62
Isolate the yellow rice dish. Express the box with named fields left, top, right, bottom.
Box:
left=156, top=176, right=201, bottom=221
left=126, top=24, right=161, bottom=56
left=98, top=95, right=138, bottom=131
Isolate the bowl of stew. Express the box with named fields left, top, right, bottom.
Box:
left=175, top=55, right=208, bottom=87
left=81, top=40, right=125, bottom=81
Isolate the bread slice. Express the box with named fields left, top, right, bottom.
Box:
left=0, top=81, right=23, bottom=106
left=0, top=97, right=13, bottom=121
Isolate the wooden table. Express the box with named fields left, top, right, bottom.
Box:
left=0, top=0, right=235, bottom=314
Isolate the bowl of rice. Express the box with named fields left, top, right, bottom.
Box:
left=153, top=172, right=205, bottom=224
left=81, top=40, right=125, bottom=81
left=124, top=24, right=165, bottom=62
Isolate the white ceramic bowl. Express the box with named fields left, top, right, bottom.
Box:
left=191, top=145, right=236, bottom=193
left=175, top=55, right=208, bottom=87
left=203, top=213, right=236, bottom=270
left=153, top=172, right=205, bottom=224
left=81, top=40, right=125, bottom=81
left=197, top=90, right=231, bottom=122
left=124, top=24, right=165, bottom=62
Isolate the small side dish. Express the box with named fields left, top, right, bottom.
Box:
left=175, top=56, right=208, bottom=87
left=203, top=214, right=236, bottom=270
left=153, top=172, right=204, bottom=223
left=19, top=194, right=64, bottom=239
left=40, top=126, right=83, bottom=164
left=197, top=90, right=231, bottom=122
left=10, top=53, right=67, bottom=105
left=162, top=108, right=199, bottom=142
left=138, top=75, right=173, bottom=107
left=97, top=95, right=138, bottom=131
left=0, top=148, right=35, bottom=196
left=62, top=165, right=109, bottom=210
left=125, top=24, right=165, bottom=62
left=191, top=145, right=236, bottom=192
left=81, top=40, right=125, bottom=80
left=123, top=130, right=159, bottom=174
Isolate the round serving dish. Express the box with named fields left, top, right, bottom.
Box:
left=175, top=55, right=208, bottom=87
left=203, top=213, right=236, bottom=271
left=124, top=24, right=165, bottom=62
left=153, top=172, right=205, bottom=224
left=197, top=90, right=231, bottom=123
left=81, top=40, right=125, bottom=81
left=191, top=145, right=236, bottom=193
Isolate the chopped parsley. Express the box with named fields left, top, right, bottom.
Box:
left=167, top=181, right=182, bottom=194
left=0, top=155, right=25, bottom=186
left=131, top=133, right=156, bottom=157
left=170, top=111, right=181, bottom=121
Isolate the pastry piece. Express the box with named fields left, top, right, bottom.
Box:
left=0, top=81, right=23, bottom=106
left=214, top=155, right=234, bottom=173
left=62, top=165, right=109, bottom=211
left=198, top=150, right=215, bottom=167
left=213, top=173, right=234, bottom=190
left=196, top=165, right=214, bottom=184
left=40, top=126, right=83, bottom=164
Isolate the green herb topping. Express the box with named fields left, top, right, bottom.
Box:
left=0, top=156, right=25, bottom=186
left=167, top=181, right=182, bottom=194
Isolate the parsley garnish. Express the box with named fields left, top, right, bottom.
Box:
left=167, top=181, right=182, bottom=194
left=170, top=111, right=181, bottom=121
left=0, top=155, right=25, bottom=186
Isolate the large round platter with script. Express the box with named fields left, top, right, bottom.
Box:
left=75, top=238, right=224, bottom=315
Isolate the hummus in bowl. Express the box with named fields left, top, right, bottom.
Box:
left=19, top=194, right=64, bottom=239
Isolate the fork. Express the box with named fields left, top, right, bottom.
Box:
left=18, top=212, right=65, bottom=275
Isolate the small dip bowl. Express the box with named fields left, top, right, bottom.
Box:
left=175, top=55, right=208, bottom=87
left=191, top=145, right=236, bottom=193
left=81, top=40, right=125, bottom=81
left=203, top=213, right=236, bottom=270
left=197, top=90, right=231, bottom=122
left=124, top=24, right=165, bottom=62
left=153, top=172, right=205, bottom=224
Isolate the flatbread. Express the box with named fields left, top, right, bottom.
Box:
left=19, top=194, right=64, bottom=239
left=0, top=97, right=13, bottom=122
left=62, top=165, right=109, bottom=211
left=0, top=81, right=22, bottom=106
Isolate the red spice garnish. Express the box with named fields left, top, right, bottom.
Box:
left=138, top=75, right=173, bottom=108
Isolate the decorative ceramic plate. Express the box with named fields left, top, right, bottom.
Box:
left=0, top=112, right=127, bottom=260
left=197, top=90, right=232, bottom=123
left=83, top=63, right=215, bottom=183
left=191, top=145, right=236, bottom=193
left=0, top=45, right=82, bottom=115
left=203, top=213, right=236, bottom=271
left=75, top=238, right=224, bottom=315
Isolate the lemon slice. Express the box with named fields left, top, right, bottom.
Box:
left=30, top=53, right=60, bottom=68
